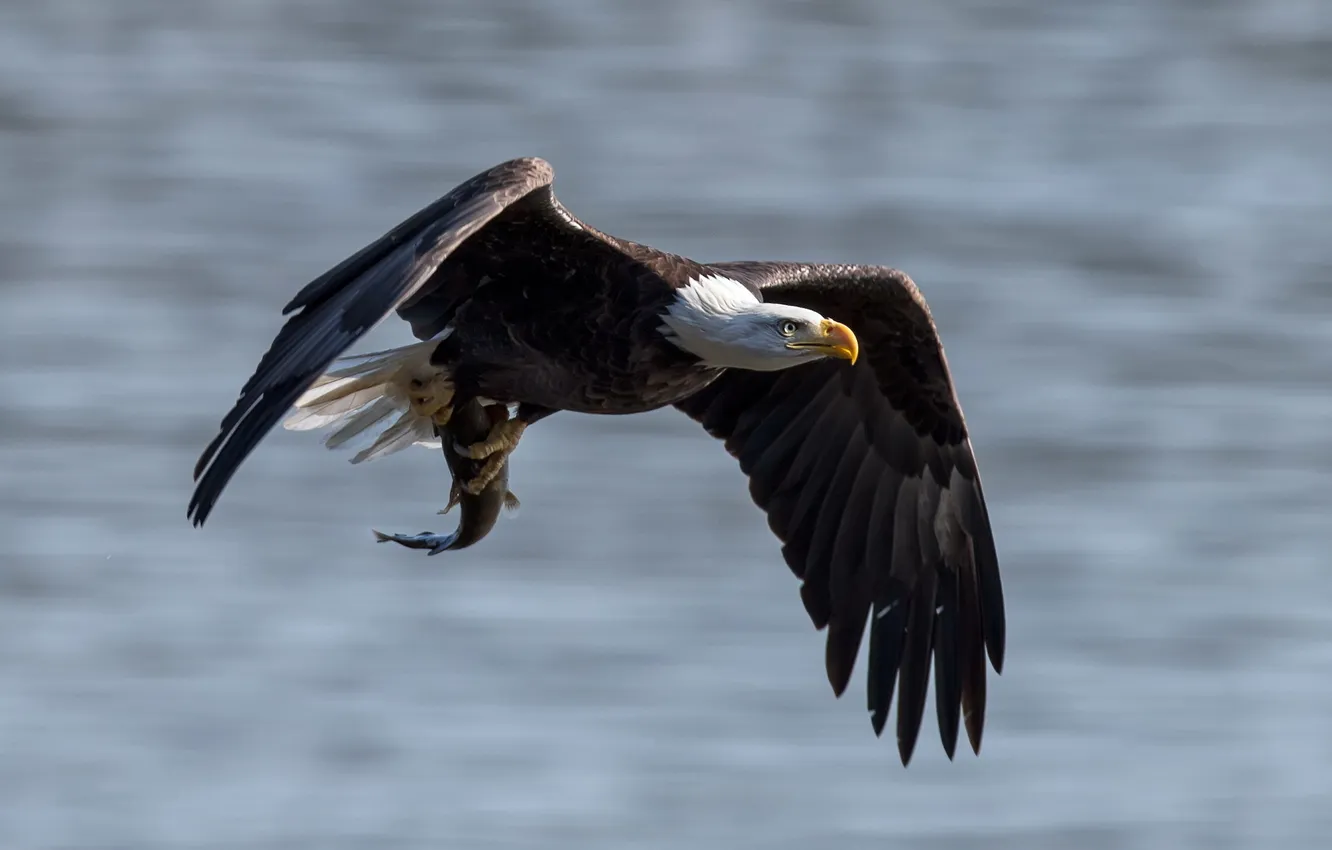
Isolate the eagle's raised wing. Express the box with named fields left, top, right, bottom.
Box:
left=674, top=262, right=1005, bottom=765
left=188, top=158, right=556, bottom=526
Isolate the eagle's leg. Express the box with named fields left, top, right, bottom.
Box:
left=451, top=403, right=553, bottom=495
left=408, top=374, right=455, bottom=428
left=453, top=419, right=526, bottom=495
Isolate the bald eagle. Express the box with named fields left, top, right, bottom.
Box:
left=188, top=158, right=1005, bottom=766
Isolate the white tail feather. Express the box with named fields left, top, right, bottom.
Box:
left=325, top=397, right=401, bottom=450
left=283, top=386, right=392, bottom=431
left=350, top=410, right=436, bottom=464
left=282, top=340, right=447, bottom=461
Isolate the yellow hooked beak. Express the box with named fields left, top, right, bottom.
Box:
left=787, top=319, right=859, bottom=365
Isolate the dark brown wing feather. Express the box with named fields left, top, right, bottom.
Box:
left=188, top=158, right=555, bottom=526
left=674, top=262, right=1005, bottom=765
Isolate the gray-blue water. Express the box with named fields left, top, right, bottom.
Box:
left=2, top=1, right=1331, bottom=847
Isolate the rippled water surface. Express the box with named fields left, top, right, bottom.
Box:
left=2, top=1, right=1331, bottom=847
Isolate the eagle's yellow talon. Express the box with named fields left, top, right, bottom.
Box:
left=455, top=419, right=527, bottom=462
left=451, top=418, right=527, bottom=494
left=461, top=453, right=508, bottom=495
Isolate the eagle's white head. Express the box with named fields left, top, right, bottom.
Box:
left=659, top=274, right=859, bottom=371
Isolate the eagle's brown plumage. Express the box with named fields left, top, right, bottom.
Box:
left=189, top=157, right=1005, bottom=766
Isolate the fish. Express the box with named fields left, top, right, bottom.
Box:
left=371, top=398, right=519, bottom=555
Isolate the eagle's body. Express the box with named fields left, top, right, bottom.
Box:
left=189, top=157, right=1006, bottom=767
left=417, top=209, right=722, bottom=415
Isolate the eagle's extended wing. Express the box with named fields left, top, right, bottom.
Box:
left=188, top=158, right=554, bottom=526
left=674, top=262, right=1005, bottom=765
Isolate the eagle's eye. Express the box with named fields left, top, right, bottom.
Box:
left=780, top=320, right=799, bottom=337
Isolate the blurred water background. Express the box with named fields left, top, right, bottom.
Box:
left=2, top=1, right=1331, bottom=847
